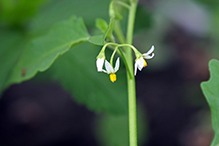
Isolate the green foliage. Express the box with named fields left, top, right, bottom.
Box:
left=89, top=34, right=105, bottom=46
left=201, top=59, right=219, bottom=146
left=0, top=16, right=89, bottom=94
left=89, top=18, right=115, bottom=46
left=96, top=18, right=109, bottom=33
left=88, top=19, right=109, bottom=46
left=0, top=29, right=25, bottom=94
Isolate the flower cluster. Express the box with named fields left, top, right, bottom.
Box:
left=96, top=44, right=155, bottom=82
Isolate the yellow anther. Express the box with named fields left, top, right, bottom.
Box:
left=143, top=59, right=147, bottom=67
left=109, top=73, right=117, bottom=82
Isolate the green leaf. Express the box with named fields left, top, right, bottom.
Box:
left=89, top=18, right=115, bottom=46
left=89, top=18, right=109, bottom=45
left=41, top=42, right=128, bottom=114
left=96, top=18, right=109, bottom=33
left=89, top=34, right=105, bottom=46
left=1, top=16, right=90, bottom=93
left=201, top=59, right=219, bottom=146
left=0, top=30, right=24, bottom=94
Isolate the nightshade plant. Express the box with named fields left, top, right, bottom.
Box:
left=94, top=1, right=155, bottom=145
left=0, top=0, right=155, bottom=145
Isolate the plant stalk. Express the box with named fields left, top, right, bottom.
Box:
left=125, top=1, right=138, bottom=146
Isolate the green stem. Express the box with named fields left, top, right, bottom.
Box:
left=125, top=1, right=138, bottom=146
left=118, top=44, right=138, bottom=53
left=117, top=47, right=132, bottom=77
left=110, top=46, right=118, bottom=65
left=114, top=20, right=126, bottom=44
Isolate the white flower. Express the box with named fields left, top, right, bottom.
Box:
left=102, top=57, right=120, bottom=82
left=96, top=58, right=105, bottom=72
left=134, top=57, right=146, bottom=76
left=134, top=45, right=155, bottom=76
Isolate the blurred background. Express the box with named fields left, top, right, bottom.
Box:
left=0, top=0, right=218, bottom=145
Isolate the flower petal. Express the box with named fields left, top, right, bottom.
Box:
left=105, top=60, right=114, bottom=74
left=134, top=62, right=138, bottom=76
left=134, top=57, right=145, bottom=76
left=96, top=58, right=104, bottom=72
left=143, top=45, right=155, bottom=59
left=114, top=57, right=120, bottom=72
left=137, top=57, right=145, bottom=70
left=102, top=69, right=107, bottom=73
left=143, top=53, right=154, bottom=59
left=145, top=45, right=154, bottom=55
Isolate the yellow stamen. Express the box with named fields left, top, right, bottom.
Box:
left=109, top=73, right=117, bottom=82
left=143, top=59, right=147, bottom=67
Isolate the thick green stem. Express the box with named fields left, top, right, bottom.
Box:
left=109, top=1, right=138, bottom=145
left=125, top=1, right=138, bottom=146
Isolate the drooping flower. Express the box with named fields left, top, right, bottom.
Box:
left=102, top=57, right=120, bottom=82
left=134, top=57, right=146, bottom=76
left=134, top=45, right=155, bottom=76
